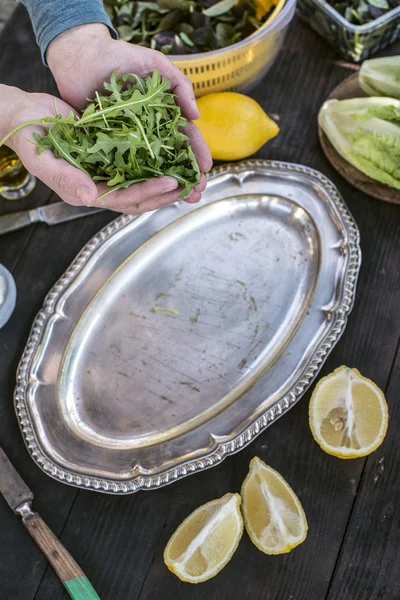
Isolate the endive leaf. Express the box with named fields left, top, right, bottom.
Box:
left=319, top=97, right=400, bottom=190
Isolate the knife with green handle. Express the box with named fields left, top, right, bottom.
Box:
left=0, top=446, right=101, bottom=600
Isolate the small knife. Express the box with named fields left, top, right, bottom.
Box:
left=0, top=446, right=101, bottom=600
left=0, top=202, right=104, bottom=236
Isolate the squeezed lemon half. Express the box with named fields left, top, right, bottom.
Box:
left=241, top=457, right=308, bottom=554
left=309, top=366, right=388, bottom=459
left=164, top=493, right=243, bottom=583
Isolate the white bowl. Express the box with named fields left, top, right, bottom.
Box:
left=0, top=264, right=16, bottom=329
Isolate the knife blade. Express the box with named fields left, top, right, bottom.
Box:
left=0, top=446, right=101, bottom=599
left=0, top=202, right=104, bottom=236
left=0, top=447, right=34, bottom=511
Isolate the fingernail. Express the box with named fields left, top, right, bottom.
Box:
left=185, top=193, right=201, bottom=204
left=162, top=177, right=179, bottom=191
left=76, top=185, right=93, bottom=206
left=192, top=100, right=200, bottom=119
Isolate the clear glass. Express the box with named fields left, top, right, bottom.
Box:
left=297, top=0, right=400, bottom=62
left=0, top=146, right=36, bottom=200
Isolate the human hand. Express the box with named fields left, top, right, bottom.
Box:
left=0, top=85, right=193, bottom=214
left=46, top=24, right=212, bottom=211
left=0, top=85, right=96, bottom=208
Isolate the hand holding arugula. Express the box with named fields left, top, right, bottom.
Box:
left=0, top=24, right=211, bottom=213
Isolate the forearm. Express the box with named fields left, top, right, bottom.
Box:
left=19, top=0, right=116, bottom=63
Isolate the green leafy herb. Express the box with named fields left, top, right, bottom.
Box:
left=179, top=31, right=195, bottom=46
left=203, top=0, right=238, bottom=17
left=0, top=70, right=200, bottom=199
left=104, top=0, right=276, bottom=55
left=367, top=0, right=389, bottom=8
left=326, top=0, right=398, bottom=25
left=318, top=97, right=400, bottom=190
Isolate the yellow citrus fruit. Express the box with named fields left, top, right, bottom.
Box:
left=241, top=457, right=308, bottom=555
left=196, top=92, right=279, bottom=161
left=309, top=366, right=388, bottom=459
left=164, top=493, right=243, bottom=583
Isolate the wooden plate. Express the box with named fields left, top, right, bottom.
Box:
left=318, top=73, right=399, bottom=205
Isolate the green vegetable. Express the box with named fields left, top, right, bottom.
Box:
left=104, top=0, right=275, bottom=55
left=318, top=97, right=400, bottom=190
left=202, top=0, right=238, bottom=17
left=359, top=56, right=400, bottom=100
left=0, top=70, right=200, bottom=199
left=326, top=0, right=398, bottom=25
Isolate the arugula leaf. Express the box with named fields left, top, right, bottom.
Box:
left=203, top=0, right=237, bottom=17
left=0, top=70, right=200, bottom=199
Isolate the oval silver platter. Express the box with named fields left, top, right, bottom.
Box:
left=15, top=160, right=361, bottom=494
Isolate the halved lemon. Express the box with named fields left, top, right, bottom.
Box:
left=241, top=457, right=308, bottom=554
left=164, top=493, right=243, bottom=583
left=309, top=366, right=388, bottom=459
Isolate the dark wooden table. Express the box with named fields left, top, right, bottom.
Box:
left=1, top=6, right=399, bottom=600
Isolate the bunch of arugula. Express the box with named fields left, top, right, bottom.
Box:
left=327, top=0, right=399, bottom=25
left=104, top=0, right=274, bottom=55
left=0, top=70, right=200, bottom=199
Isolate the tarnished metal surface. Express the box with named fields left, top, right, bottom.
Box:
left=15, top=160, right=361, bottom=493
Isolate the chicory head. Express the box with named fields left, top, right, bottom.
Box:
left=359, top=56, right=400, bottom=100
left=319, top=96, right=400, bottom=190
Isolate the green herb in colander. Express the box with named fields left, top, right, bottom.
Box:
left=104, top=0, right=277, bottom=55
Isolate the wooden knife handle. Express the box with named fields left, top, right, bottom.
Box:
left=23, top=513, right=100, bottom=599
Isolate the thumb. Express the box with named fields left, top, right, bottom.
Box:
left=26, top=150, right=98, bottom=206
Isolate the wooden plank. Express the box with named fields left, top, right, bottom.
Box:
left=1, top=7, right=399, bottom=600
left=31, top=19, right=400, bottom=600
left=0, top=4, right=57, bottom=272
left=325, top=342, right=400, bottom=600
left=0, top=0, right=15, bottom=34
left=32, top=487, right=178, bottom=600
left=0, top=195, right=115, bottom=600
left=0, top=10, right=118, bottom=598
left=0, top=8, right=78, bottom=600
left=0, top=6, right=56, bottom=93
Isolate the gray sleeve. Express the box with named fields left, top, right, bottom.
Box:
left=20, top=0, right=117, bottom=63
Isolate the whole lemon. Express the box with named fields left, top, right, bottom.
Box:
left=196, top=92, right=279, bottom=161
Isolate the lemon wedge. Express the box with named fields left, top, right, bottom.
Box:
left=309, top=366, right=388, bottom=459
left=241, top=457, right=308, bottom=554
left=164, top=493, right=243, bottom=583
